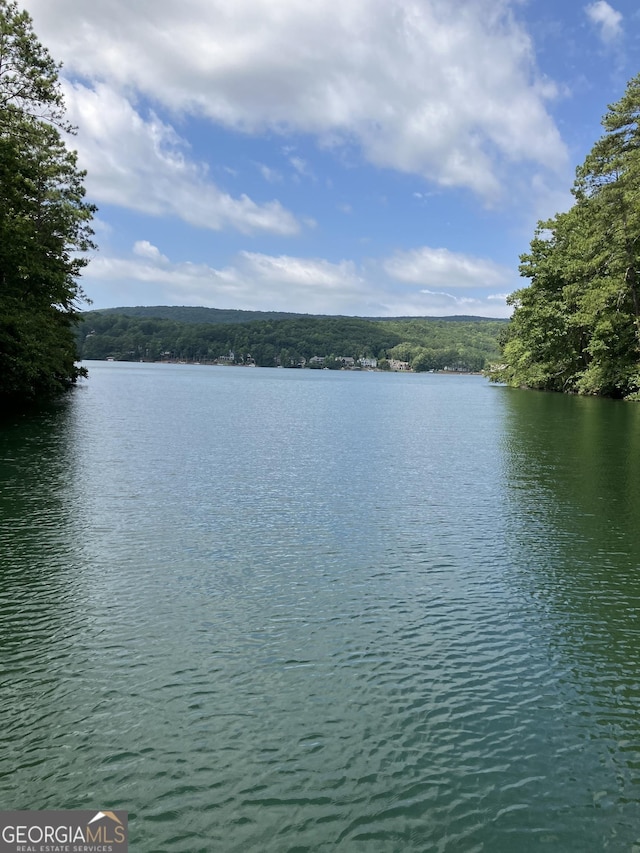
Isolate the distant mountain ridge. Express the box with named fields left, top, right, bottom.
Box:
left=91, top=305, right=506, bottom=325
left=92, top=305, right=313, bottom=325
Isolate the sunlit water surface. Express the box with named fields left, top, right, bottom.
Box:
left=2, top=363, right=640, bottom=852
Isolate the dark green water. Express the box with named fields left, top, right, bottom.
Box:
left=2, top=362, right=640, bottom=852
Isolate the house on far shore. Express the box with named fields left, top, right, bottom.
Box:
left=389, top=359, right=410, bottom=371
left=310, top=355, right=377, bottom=369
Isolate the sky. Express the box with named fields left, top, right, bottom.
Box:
left=20, top=0, right=640, bottom=318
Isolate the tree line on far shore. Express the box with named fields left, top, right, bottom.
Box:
left=78, top=310, right=504, bottom=373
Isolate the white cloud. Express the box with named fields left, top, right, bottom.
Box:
left=255, top=163, right=283, bottom=183
left=133, top=241, right=169, bottom=263
left=585, top=1, right=623, bottom=44
left=383, top=246, right=512, bottom=290
left=85, top=248, right=371, bottom=314
left=83, top=243, right=512, bottom=317
left=415, top=289, right=510, bottom=316
left=239, top=252, right=362, bottom=291
left=25, top=0, right=568, bottom=200
left=63, top=82, right=301, bottom=235
left=289, top=156, right=316, bottom=182
left=90, top=217, right=114, bottom=237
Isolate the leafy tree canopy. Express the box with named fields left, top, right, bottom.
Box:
left=0, top=0, right=95, bottom=406
left=489, top=73, right=640, bottom=399
left=77, top=309, right=503, bottom=372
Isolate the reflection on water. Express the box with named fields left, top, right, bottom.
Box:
left=1, top=365, right=640, bottom=851
left=502, top=388, right=640, bottom=634
left=501, top=388, right=640, bottom=841
left=0, top=400, right=91, bottom=651
left=0, top=400, right=98, bottom=805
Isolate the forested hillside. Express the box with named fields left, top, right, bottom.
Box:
left=489, top=73, right=640, bottom=399
left=78, top=310, right=504, bottom=372
left=96, top=305, right=314, bottom=325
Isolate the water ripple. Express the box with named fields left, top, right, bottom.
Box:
left=2, top=368, right=640, bottom=851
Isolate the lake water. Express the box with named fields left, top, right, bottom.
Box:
left=2, top=362, right=640, bottom=852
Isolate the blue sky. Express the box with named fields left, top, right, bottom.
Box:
left=22, top=0, right=640, bottom=317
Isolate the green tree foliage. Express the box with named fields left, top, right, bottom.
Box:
left=383, top=318, right=502, bottom=372
left=0, top=0, right=95, bottom=405
left=94, top=305, right=319, bottom=325
left=490, top=73, right=640, bottom=398
left=77, top=310, right=503, bottom=371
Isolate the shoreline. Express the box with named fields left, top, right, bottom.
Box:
left=91, top=358, right=482, bottom=375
